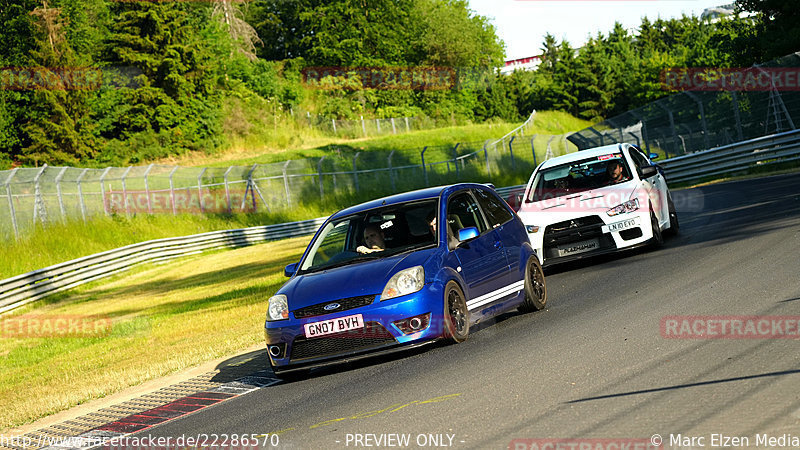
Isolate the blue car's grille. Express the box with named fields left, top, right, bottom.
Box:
left=293, top=294, right=376, bottom=319
left=290, top=322, right=396, bottom=361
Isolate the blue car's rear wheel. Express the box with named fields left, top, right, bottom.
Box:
left=443, top=281, right=469, bottom=343
left=520, top=256, right=547, bottom=312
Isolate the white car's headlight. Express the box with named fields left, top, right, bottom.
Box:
left=267, top=294, right=289, bottom=321
left=607, top=198, right=639, bottom=216
left=381, top=266, right=424, bottom=301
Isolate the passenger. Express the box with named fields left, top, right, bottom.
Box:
left=357, top=224, right=386, bottom=254
left=427, top=212, right=437, bottom=236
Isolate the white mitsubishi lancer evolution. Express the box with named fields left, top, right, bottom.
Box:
left=516, top=143, right=679, bottom=267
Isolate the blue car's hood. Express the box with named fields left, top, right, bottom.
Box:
left=280, top=248, right=437, bottom=309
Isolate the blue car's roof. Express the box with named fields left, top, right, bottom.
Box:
left=331, top=183, right=491, bottom=219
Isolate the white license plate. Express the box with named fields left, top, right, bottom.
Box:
left=557, top=239, right=599, bottom=257
left=304, top=314, right=364, bottom=338
left=602, top=218, right=639, bottom=233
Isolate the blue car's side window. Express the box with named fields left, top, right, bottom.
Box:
left=447, top=192, right=488, bottom=242
left=473, top=188, right=513, bottom=229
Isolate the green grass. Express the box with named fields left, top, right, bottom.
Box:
left=163, top=111, right=591, bottom=168
left=0, top=208, right=327, bottom=281
left=0, top=236, right=310, bottom=431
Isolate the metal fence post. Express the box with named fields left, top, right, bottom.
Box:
left=531, top=135, right=537, bottom=167
left=391, top=118, right=396, bottom=134
left=332, top=119, right=337, bottom=134
left=55, top=167, right=68, bottom=222
left=388, top=151, right=396, bottom=191
left=241, top=164, right=258, bottom=211
left=76, top=168, right=88, bottom=223
left=452, top=144, right=460, bottom=179
left=222, top=166, right=234, bottom=214
left=405, top=117, right=410, bottom=132
left=352, top=153, right=361, bottom=192
left=685, top=92, right=710, bottom=150
left=282, top=160, right=292, bottom=208
left=628, top=132, right=641, bottom=148
left=376, top=119, right=381, bottom=134
left=168, top=166, right=178, bottom=215
left=508, top=136, right=516, bottom=170
left=32, top=165, right=48, bottom=226
left=361, top=116, right=366, bottom=137
left=483, top=140, right=491, bottom=176
left=655, top=102, right=678, bottom=157
left=120, top=166, right=132, bottom=216
left=197, top=167, right=207, bottom=213
left=4, top=168, right=19, bottom=238
left=731, top=91, right=744, bottom=142
left=421, top=147, right=429, bottom=186
left=99, top=167, right=111, bottom=215
left=143, top=164, right=154, bottom=214
left=318, top=157, right=326, bottom=199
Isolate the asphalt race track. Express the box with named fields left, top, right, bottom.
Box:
left=132, top=173, right=800, bottom=449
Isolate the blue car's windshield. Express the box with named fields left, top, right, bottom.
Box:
left=299, top=199, right=438, bottom=274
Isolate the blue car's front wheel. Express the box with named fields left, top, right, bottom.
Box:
left=520, top=256, right=547, bottom=312
left=443, top=281, right=469, bottom=343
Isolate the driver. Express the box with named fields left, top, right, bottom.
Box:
left=606, top=160, right=630, bottom=184
left=357, top=224, right=386, bottom=254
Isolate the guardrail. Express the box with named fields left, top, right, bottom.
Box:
left=0, top=185, right=526, bottom=315
left=0, top=217, right=328, bottom=315
left=659, top=129, right=800, bottom=184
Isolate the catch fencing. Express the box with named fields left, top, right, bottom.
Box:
left=659, top=128, right=800, bottom=184
left=0, top=111, right=580, bottom=240
left=568, top=52, right=800, bottom=158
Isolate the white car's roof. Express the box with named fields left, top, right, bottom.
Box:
left=539, top=143, right=628, bottom=170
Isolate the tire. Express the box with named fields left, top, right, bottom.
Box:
left=650, top=209, right=664, bottom=247
left=665, top=197, right=680, bottom=236
left=519, top=256, right=547, bottom=312
left=442, top=281, right=469, bottom=343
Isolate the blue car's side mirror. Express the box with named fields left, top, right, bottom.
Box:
left=649, top=152, right=659, bottom=160
left=457, top=227, right=479, bottom=242
left=284, top=262, right=298, bottom=278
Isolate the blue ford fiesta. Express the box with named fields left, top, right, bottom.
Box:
left=265, top=183, right=547, bottom=378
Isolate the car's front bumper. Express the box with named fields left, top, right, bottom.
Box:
left=525, top=211, right=655, bottom=266
left=264, top=284, right=444, bottom=370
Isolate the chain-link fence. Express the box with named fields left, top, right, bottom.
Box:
left=568, top=52, right=800, bottom=157
left=0, top=111, right=583, bottom=240
left=294, top=111, right=429, bottom=138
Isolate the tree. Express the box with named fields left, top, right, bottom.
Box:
left=736, top=0, right=800, bottom=61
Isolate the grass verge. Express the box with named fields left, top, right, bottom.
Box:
left=0, top=236, right=310, bottom=431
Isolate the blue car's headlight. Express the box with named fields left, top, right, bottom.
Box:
left=267, top=294, right=289, bottom=321
left=381, top=266, right=424, bottom=301
left=607, top=198, right=639, bottom=216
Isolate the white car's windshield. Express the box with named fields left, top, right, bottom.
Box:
left=299, top=199, right=438, bottom=274
left=527, top=153, right=632, bottom=202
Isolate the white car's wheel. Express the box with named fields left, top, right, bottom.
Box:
left=650, top=209, right=664, bottom=247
